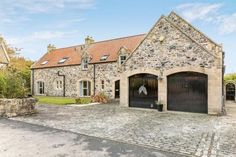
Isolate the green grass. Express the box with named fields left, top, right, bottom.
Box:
left=34, top=96, right=76, bottom=105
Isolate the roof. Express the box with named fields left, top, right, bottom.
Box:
left=32, top=34, right=145, bottom=69
left=0, top=42, right=10, bottom=64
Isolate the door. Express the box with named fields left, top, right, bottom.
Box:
left=129, top=74, right=158, bottom=109
left=167, top=72, right=208, bottom=113
left=226, top=83, right=235, bottom=100
left=115, top=80, right=120, bottom=99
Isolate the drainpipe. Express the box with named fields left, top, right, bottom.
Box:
left=93, top=64, right=96, bottom=95
left=57, top=71, right=66, bottom=97
left=31, top=69, right=34, bottom=96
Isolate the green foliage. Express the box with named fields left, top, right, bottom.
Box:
left=75, top=97, right=92, bottom=104
left=91, top=92, right=108, bottom=103
left=224, top=73, right=236, bottom=81
left=0, top=57, right=33, bottom=98
left=35, top=96, right=76, bottom=105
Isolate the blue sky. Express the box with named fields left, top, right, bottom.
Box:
left=0, top=0, right=235, bottom=73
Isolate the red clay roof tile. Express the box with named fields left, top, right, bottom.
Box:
left=32, top=34, right=145, bottom=69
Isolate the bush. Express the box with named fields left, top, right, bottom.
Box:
left=91, top=92, right=108, bottom=103
left=0, top=70, right=27, bottom=98
left=0, top=57, right=33, bottom=99
left=75, top=97, right=92, bottom=104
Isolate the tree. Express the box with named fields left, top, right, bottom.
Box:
left=0, top=35, right=33, bottom=98
left=224, top=73, right=236, bottom=81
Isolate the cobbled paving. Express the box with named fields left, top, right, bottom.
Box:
left=12, top=103, right=236, bottom=157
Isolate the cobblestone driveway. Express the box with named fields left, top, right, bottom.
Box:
left=12, top=102, right=236, bottom=157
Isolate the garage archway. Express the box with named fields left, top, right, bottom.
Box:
left=226, top=83, right=235, bottom=101
left=129, top=74, right=158, bottom=109
left=167, top=72, right=208, bottom=113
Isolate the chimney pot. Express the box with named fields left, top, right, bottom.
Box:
left=47, top=44, right=56, bottom=53
left=85, top=36, right=94, bottom=45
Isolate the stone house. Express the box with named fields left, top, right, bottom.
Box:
left=31, top=12, right=224, bottom=114
left=0, top=36, right=10, bottom=67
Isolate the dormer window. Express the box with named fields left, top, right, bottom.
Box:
left=82, top=58, right=89, bottom=70
left=119, top=55, right=127, bottom=65
left=41, top=60, right=48, bottom=65
left=58, top=57, right=69, bottom=64
left=100, top=55, right=109, bottom=61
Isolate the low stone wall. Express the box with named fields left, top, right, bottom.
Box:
left=0, top=98, right=37, bottom=118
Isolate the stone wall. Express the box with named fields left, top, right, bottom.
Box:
left=120, top=15, right=223, bottom=114
left=33, top=62, right=120, bottom=98
left=0, top=98, right=37, bottom=118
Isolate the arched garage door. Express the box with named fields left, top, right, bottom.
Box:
left=129, top=74, right=158, bottom=109
left=167, top=72, right=208, bottom=113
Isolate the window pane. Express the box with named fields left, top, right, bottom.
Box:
left=83, top=81, right=87, bottom=88
left=83, top=89, right=87, bottom=96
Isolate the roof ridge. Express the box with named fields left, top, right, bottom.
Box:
left=168, top=11, right=220, bottom=47
left=53, top=33, right=146, bottom=52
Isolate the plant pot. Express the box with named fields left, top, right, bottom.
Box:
left=157, top=104, right=163, bottom=112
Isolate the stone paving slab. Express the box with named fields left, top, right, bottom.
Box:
left=12, top=103, right=236, bottom=157
left=0, top=118, right=182, bottom=157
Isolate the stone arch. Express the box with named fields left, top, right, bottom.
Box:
left=77, top=78, right=94, bottom=96
left=120, top=68, right=161, bottom=107
left=120, top=66, right=222, bottom=114
left=166, top=71, right=208, bottom=113
left=225, top=82, right=236, bottom=101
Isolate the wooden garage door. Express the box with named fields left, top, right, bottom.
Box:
left=167, top=72, right=208, bottom=113
left=129, top=74, right=158, bottom=109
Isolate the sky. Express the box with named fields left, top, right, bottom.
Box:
left=0, top=0, right=235, bottom=74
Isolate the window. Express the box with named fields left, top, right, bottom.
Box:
left=100, top=55, right=109, bottom=61
left=82, top=58, right=88, bottom=70
left=41, top=60, right=48, bottom=65
left=56, top=81, right=63, bottom=89
left=119, top=55, right=127, bottom=65
left=37, top=81, right=44, bottom=94
left=58, top=57, right=69, bottom=64
left=80, top=81, right=91, bottom=96
left=101, top=80, right=105, bottom=90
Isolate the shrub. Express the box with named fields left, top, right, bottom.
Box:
left=75, top=97, right=92, bottom=104
left=0, top=70, right=27, bottom=98
left=91, top=92, right=108, bottom=103
left=0, top=57, right=33, bottom=99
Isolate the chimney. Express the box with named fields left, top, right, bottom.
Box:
left=47, top=44, right=56, bottom=53
left=85, top=36, right=94, bottom=45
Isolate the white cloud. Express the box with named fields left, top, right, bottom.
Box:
left=175, top=3, right=236, bottom=34
left=176, top=3, right=222, bottom=22
left=0, top=0, right=95, bottom=24
left=6, top=30, right=79, bottom=45
left=218, top=13, right=236, bottom=34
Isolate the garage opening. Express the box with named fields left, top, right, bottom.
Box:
left=129, top=74, right=158, bottom=109
left=226, top=83, right=235, bottom=101
left=167, top=72, right=208, bottom=113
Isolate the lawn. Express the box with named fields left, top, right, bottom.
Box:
left=34, top=96, right=76, bottom=105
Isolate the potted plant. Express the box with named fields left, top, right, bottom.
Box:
left=155, top=100, right=164, bottom=112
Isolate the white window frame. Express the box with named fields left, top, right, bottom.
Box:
left=41, top=60, right=48, bottom=65
left=119, top=55, right=127, bottom=65
left=58, top=57, right=69, bottom=64
left=80, top=81, right=91, bottom=97
left=56, top=80, right=63, bottom=90
left=37, top=81, right=44, bottom=95
left=82, top=58, right=88, bottom=70
left=100, top=55, right=109, bottom=61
